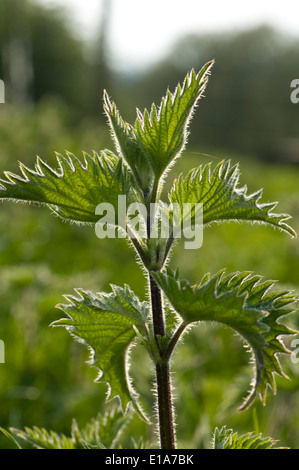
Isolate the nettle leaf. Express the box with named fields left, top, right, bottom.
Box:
left=52, top=285, right=149, bottom=419
left=10, top=426, right=74, bottom=449
left=103, top=62, right=214, bottom=188
left=10, top=407, right=130, bottom=449
left=152, top=269, right=297, bottom=410
left=212, top=426, right=285, bottom=449
left=134, top=61, right=214, bottom=178
left=71, top=408, right=131, bottom=449
left=169, top=160, right=296, bottom=237
left=0, top=150, right=133, bottom=224
left=103, top=90, right=154, bottom=191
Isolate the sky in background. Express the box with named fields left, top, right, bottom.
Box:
left=37, top=0, right=299, bottom=72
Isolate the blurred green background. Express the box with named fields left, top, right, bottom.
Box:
left=0, top=0, right=298, bottom=449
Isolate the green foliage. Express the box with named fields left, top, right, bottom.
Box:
left=130, top=26, right=299, bottom=159
left=0, top=150, right=133, bottom=224
left=75, top=407, right=131, bottom=449
left=52, top=285, right=149, bottom=418
left=211, top=426, right=284, bottom=449
left=134, top=63, right=214, bottom=179
left=103, top=90, right=154, bottom=192
left=0, top=63, right=297, bottom=449
left=169, top=160, right=296, bottom=237
left=153, top=269, right=297, bottom=410
left=104, top=62, right=213, bottom=191
left=0, top=0, right=96, bottom=113
left=11, top=426, right=74, bottom=449
left=9, top=407, right=130, bottom=449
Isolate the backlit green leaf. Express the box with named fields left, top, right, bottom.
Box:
left=212, top=426, right=285, bottom=449
left=10, top=426, right=74, bottom=449
left=152, top=268, right=297, bottom=410
left=10, top=407, right=130, bottom=449
left=103, top=90, right=154, bottom=191
left=135, top=62, right=214, bottom=178
left=169, top=160, right=296, bottom=237
left=0, top=150, right=133, bottom=224
left=52, top=284, right=149, bottom=419
left=71, top=407, right=130, bottom=449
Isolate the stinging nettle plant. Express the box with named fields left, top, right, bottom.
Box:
left=0, top=61, right=298, bottom=449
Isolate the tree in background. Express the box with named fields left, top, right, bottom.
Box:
left=130, top=26, right=299, bottom=161
left=0, top=0, right=93, bottom=114
left=1, top=3, right=298, bottom=160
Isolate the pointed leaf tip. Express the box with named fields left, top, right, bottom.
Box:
left=134, top=62, right=214, bottom=178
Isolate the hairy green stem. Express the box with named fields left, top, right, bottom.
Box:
left=155, top=361, right=176, bottom=449
left=145, top=176, right=176, bottom=449
left=150, top=274, right=165, bottom=338
left=149, top=274, right=176, bottom=449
